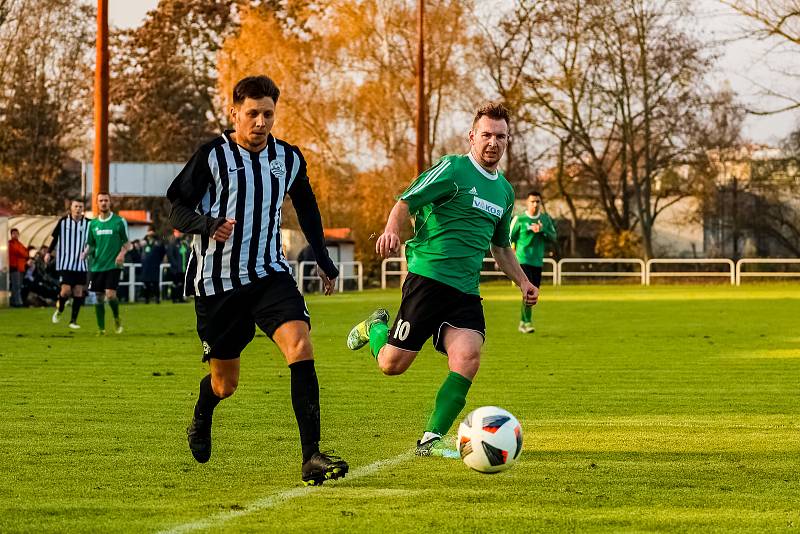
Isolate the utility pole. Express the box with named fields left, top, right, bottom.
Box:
left=415, top=0, right=427, bottom=175
left=93, top=0, right=109, bottom=214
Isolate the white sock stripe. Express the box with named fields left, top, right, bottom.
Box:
left=401, top=160, right=451, bottom=198
left=157, top=450, right=415, bottom=534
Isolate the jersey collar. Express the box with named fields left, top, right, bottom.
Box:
left=467, top=152, right=499, bottom=180
left=98, top=212, right=114, bottom=222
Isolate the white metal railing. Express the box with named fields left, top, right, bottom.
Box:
left=557, top=258, right=646, bottom=285
left=381, top=256, right=407, bottom=289
left=646, top=258, right=736, bottom=285
left=735, top=258, right=800, bottom=285
left=380, top=256, right=558, bottom=287
left=298, top=261, right=363, bottom=294
left=481, top=257, right=558, bottom=286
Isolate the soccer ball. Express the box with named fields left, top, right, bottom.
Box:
left=457, top=406, right=522, bottom=473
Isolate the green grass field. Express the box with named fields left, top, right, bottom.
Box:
left=2, top=284, right=799, bottom=533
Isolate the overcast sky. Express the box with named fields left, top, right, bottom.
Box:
left=109, top=0, right=800, bottom=145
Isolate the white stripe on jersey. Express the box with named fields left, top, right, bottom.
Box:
left=54, top=216, right=89, bottom=272
left=188, top=133, right=300, bottom=296
left=401, top=160, right=451, bottom=198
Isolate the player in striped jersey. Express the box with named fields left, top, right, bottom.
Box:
left=47, top=199, right=89, bottom=329
left=167, top=75, right=348, bottom=486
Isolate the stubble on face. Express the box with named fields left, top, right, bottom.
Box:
left=469, top=116, right=509, bottom=172
left=231, top=97, right=276, bottom=152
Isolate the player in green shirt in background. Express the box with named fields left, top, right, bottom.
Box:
left=509, top=191, right=557, bottom=333
left=346, top=103, right=538, bottom=456
left=84, top=192, right=130, bottom=334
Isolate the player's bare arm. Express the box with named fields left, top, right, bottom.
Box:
left=115, top=241, right=133, bottom=266
left=491, top=244, right=538, bottom=306
left=376, top=200, right=410, bottom=258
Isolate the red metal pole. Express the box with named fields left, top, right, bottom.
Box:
left=415, top=0, right=426, bottom=175
left=93, top=0, right=109, bottom=214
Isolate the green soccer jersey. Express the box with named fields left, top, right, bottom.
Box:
left=509, top=211, right=557, bottom=267
left=399, top=153, right=515, bottom=296
left=86, top=213, right=129, bottom=272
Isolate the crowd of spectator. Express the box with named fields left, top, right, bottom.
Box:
left=7, top=225, right=191, bottom=307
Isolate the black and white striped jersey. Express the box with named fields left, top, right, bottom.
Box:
left=49, top=215, right=89, bottom=272
left=167, top=131, right=337, bottom=297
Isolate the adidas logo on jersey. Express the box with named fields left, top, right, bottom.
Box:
left=469, top=187, right=478, bottom=195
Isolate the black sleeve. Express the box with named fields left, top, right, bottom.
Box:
left=167, top=147, right=226, bottom=236
left=48, top=219, right=61, bottom=253
left=287, top=152, right=339, bottom=279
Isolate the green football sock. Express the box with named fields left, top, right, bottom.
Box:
left=425, top=371, right=472, bottom=436
left=108, top=298, right=120, bottom=320
left=521, top=303, right=532, bottom=323
left=95, top=303, right=105, bottom=330
left=368, top=322, right=388, bottom=359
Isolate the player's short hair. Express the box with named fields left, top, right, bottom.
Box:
left=528, top=191, right=542, bottom=199
left=473, top=102, right=511, bottom=128
left=70, top=198, right=84, bottom=204
left=10, top=227, right=19, bottom=234
left=96, top=191, right=110, bottom=198
left=233, top=76, right=281, bottom=105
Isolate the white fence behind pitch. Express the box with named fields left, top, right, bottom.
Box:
left=557, top=258, right=646, bottom=285
left=645, top=259, right=736, bottom=285
left=735, top=259, right=800, bottom=285
left=298, top=261, right=363, bottom=293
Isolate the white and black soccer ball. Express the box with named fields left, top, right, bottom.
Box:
left=457, top=406, right=523, bottom=473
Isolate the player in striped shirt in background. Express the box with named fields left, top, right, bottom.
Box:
left=48, top=199, right=89, bottom=329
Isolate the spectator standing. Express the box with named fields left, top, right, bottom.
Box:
left=8, top=228, right=28, bottom=307
left=166, top=230, right=189, bottom=302
left=141, top=227, right=166, bottom=304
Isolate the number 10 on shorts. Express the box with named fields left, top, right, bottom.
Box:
left=394, top=318, right=411, bottom=341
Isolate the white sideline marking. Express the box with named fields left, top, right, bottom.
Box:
left=159, top=450, right=415, bottom=534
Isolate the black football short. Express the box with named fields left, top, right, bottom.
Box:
left=194, top=272, right=310, bottom=362
left=88, top=269, right=122, bottom=292
left=58, top=270, right=87, bottom=287
left=521, top=264, right=543, bottom=288
left=388, top=273, right=485, bottom=355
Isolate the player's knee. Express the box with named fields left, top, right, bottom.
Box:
left=284, top=337, right=313, bottom=361
left=212, top=378, right=238, bottom=398
left=451, top=351, right=481, bottom=376
left=378, top=355, right=409, bottom=376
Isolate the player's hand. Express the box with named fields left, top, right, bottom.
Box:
left=44, top=252, right=51, bottom=263
left=212, top=218, right=236, bottom=242
left=532, top=223, right=541, bottom=233
left=520, top=280, right=539, bottom=306
left=376, top=231, right=400, bottom=258
left=319, top=270, right=336, bottom=296
left=115, top=253, right=125, bottom=266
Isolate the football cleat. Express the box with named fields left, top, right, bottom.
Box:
left=68, top=323, right=81, bottom=330
left=346, top=308, right=389, bottom=350
left=52, top=310, right=61, bottom=324
left=301, top=451, right=349, bottom=486
left=187, top=416, right=212, bottom=463
left=518, top=321, right=535, bottom=334
left=114, top=319, right=123, bottom=334
left=415, top=435, right=459, bottom=458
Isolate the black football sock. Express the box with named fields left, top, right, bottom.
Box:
left=70, top=296, right=85, bottom=323
left=289, top=359, right=321, bottom=462
left=57, top=295, right=67, bottom=313
left=194, top=374, right=221, bottom=421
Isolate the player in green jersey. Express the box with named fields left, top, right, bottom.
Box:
left=346, top=103, right=538, bottom=456
left=509, top=191, right=557, bottom=333
left=84, top=193, right=130, bottom=334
